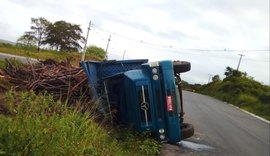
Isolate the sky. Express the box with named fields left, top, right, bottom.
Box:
left=0, top=0, right=269, bottom=85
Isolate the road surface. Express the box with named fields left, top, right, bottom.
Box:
left=0, top=52, right=38, bottom=64
left=176, top=91, right=269, bottom=156
left=162, top=91, right=269, bottom=156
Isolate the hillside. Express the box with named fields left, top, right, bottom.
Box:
left=0, top=39, right=15, bottom=45
left=197, top=68, right=270, bottom=120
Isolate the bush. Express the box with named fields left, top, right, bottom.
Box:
left=86, top=46, right=107, bottom=60
left=242, top=104, right=270, bottom=121
left=235, top=94, right=259, bottom=107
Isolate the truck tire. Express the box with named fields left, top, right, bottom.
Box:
left=173, top=61, right=191, bottom=73
left=181, top=123, right=194, bottom=139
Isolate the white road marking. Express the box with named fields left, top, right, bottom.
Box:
left=229, top=104, right=270, bottom=124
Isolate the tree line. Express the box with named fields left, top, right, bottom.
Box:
left=17, top=17, right=107, bottom=59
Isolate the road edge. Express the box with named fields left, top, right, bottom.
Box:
left=229, top=104, right=270, bottom=124
left=0, top=52, right=38, bottom=64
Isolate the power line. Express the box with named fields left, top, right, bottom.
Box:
left=92, top=24, right=172, bottom=49
left=89, top=22, right=269, bottom=63
left=91, top=24, right=269, bottom=53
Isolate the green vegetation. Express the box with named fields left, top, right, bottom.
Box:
left=86, top=46, right=107, bottom=60
left=0, top=43, right=160, bottom=155
left=198, top=67, right=270, bottom=120
left=0, top=43, right=103, bottom=65
left=0, top=91, right=160, bottom=155
left=18, top=17, right=85, bottom=52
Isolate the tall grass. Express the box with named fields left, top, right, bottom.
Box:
left=0, top=91, right=160, bottom=155
left=0, top=43, right=102, bottom=65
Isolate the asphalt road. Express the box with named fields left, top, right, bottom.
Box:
left=0, top=52, right=38, bottom=64
left=182, top=91, right=270, bottom=156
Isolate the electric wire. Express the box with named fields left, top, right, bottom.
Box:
left=90, top=23, right=269, bottom=62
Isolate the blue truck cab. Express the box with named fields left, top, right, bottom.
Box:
left=81, top=59, right=193, bottom=143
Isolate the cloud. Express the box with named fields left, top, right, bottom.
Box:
left=0, top=0, right=268, bottom=84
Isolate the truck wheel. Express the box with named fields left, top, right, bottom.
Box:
left=181, top=123, right=194, bottom=139
left=173, top=61, right=191, bottom=73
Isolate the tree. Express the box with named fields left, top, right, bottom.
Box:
left=45, top=21, right=85, bottom=52
left=225, top=66, right=240, bottom=77
left=18, top=17, right=85, bottom=52
left=86, top=46, right=107, bottom=59
left=17, top=17, right=50, bottom=51
left=224, top=66, right=246, bottom=78
left=212, top=75, right=221, bottom=82
left=17, top=31, right=37, bottom=47
left=224, top=66, right=234, bottom=77
left=29, top=17, right=51, bottom=51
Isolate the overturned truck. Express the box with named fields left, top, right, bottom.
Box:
left=81, top=59, right=194, bottom=143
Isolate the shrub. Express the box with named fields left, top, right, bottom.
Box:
left=86, top=46, right=107, bottom=60
left=235, top=94, right=259, bottom=107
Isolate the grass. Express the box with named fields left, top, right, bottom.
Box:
left=0, top=91, right=161, bottom=155
left=0, top=43, right=102, bottom=66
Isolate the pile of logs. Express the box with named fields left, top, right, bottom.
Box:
left=0, top=59, right=91, bottom=104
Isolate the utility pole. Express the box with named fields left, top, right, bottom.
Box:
left=105, top=34, right=111, bottom=60
left=208, top=74, right=212, bottom=83
left=236, top=54, right=245, bottom=71
left=105, top=34, right=111, bottom=57
left=81, top=21, right=91, bottom=61
left=122, top=50, right=126, bottom=60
